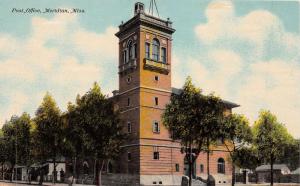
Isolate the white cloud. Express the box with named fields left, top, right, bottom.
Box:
left=174, top=0, right=300, bottom=138
left=72, top=26, right=118, bottom=60
left=0, top=92, right=29, bottom=124
left=196, top=1, right=282, bottom=46
left=174, top=49, right=243, bottom=99
left=0, top=59, right=35, bottom=81
left=0, top=14, right=118, bottom=125
left=236, top=60, right=300, bottom=137
left=196, top=0, right=235, bottom=44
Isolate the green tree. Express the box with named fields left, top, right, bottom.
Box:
left=253, top=110, right=294, bottom=186
left=201, top=93, right=224, bottom=182
left=63, top=100, right=85, bottom=182
left=0, top=128, right=7, bottom=180
left=279, top=139, right=300, bottom=171
left=1, top=116, right=18, bottom=181
left=33, top=92, right=64, bottom=184
left=232, top=147, right=260, bottom=171
left=222, top=114, right=253, bottom=186
left=75, top=82, right=125, bottom=185
left=163, top=77, right=224, bottom=186
left=14, top=113, right=32, bottom=174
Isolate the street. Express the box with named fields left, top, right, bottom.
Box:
left=0, top=182, right=69, bottom=186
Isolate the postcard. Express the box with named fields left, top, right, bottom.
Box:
left=0, top=0, right=299, bottom=186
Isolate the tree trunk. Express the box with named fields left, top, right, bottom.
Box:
left=27, top=166, right=31, bottom=184
left=12, top=167, right=17, bottom=181
left=71, top=156, right=77, bottom=185
left=188, top=142, right=193, bottom=186
left=1, top=163, right=3, bottom=180
left=53, top=157, right=57, bottom=184
left=39, top=167, right=44, bottom=185
left=232, top=164, right=235, bottom=186
left=93, top=159, right=97, bottom=185
left=206, top=138, right=212, bottom=186
left=270, top=154, right=274, bottom=186
left=74, top=156, right=77, bottom=179
left=10, top=164, right=15, bottom=182
left=207, top=138, right=210, bottom=176
left=99, top=160, right=105, bottom=186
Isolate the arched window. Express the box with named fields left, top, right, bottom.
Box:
left=127, top=40, right=133, bottom=61
left=152, top=38, right=160, bottom=61
left=217, top=158, right=225, bottom=174
left=200, top=164, right=204, bottom=173
left=83, top=161, right=89, bottom=175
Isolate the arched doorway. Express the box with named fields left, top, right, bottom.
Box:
left=184, top=156, right=196, bottom=178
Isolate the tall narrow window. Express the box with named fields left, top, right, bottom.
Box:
left=127, top=122, right=132, bottom=133
left=128, top=152, right=131, bottom=161
left=175, top=164, right=180, bottom=172
left=200, top=164, right=204, bottom=173
left=127, top=98, right=130, bottom=107
left=154, top=97, right=158, bottom=106
left=123, top=51, right=127, bottom=64
left=152, top=39, right=160, bottom=61
left=217, top=158, right=225, bottom=174
left=145, top=42, right=150, bottom=59
left=134, top=43, right=137, bottom=58
left=161, top=47, right=167, bottom=63
left=153, top=121, right=160, bottom=133
left=128, top=41, right=133, bottom=60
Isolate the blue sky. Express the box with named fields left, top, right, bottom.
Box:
left=0, top=0, right=299, bottom=138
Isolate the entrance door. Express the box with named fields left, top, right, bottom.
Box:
left=184, top=156, right=196, bottom=178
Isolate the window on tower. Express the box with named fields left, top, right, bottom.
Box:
left=153, top=151, right=159, bottom=160
left=134, top=43, right=137, bottom=58
left=153, top=146, right=159, bottom=160
left=152, top=38, right=160, bottom=61
left=154, top=97, right=158, bottom=106
left=127, top=98, right=130, bottom=107
left=127, top=122, right=132, bottom=133
left=128, top=152, right=131, bottom=161
left=145, top=42, right=150, bottom=59
left=153, top=121, right=160, bottom=133
left=161, top=47, right=166, bottom=63
left=128, top=40, right=133, bottom=60
left=123, top=50, right=127, bottom=64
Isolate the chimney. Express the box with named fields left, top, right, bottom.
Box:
left=134, top=2, right=144, bottom=15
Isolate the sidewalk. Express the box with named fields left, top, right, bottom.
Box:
left=0, top=180, right=67, bottom=185
left=0, top=180, right=96, bottom=186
